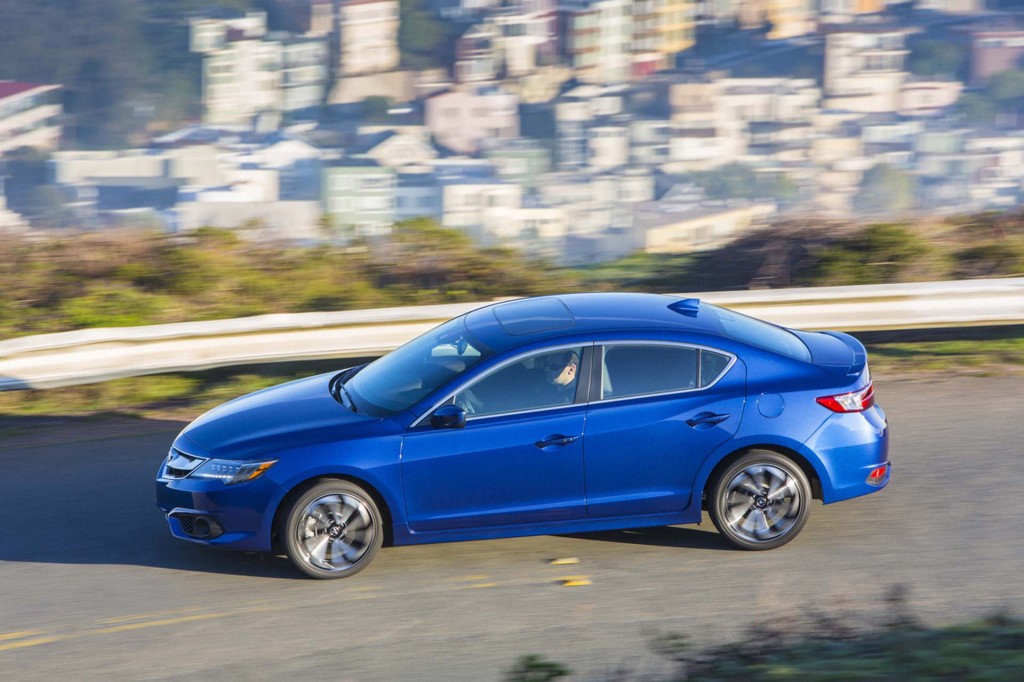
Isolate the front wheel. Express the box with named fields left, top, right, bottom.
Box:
left=708, top=451, right=811, bottom=551
left=283, top=480, right=383, bottom=579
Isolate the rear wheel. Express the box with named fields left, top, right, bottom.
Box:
left=283, top=480, right=383, bottom=579
left=708, top=451, right=810, bottom=550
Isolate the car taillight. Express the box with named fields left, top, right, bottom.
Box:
left=816, top=383, right=874, bottom=413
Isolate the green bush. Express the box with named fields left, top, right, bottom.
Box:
left=797, top=223, right=930, bottom=286
left=59, top=285, right=174, bottom=328
left=954, top=240, right=1024, bottom=278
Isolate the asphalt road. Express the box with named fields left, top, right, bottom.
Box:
left=2, top=376, right=1023, bottom=681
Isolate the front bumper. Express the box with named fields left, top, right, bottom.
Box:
left=155, top=474, right=277, bottom=552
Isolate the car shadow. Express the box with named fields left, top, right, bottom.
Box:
left=1, top=413, right=734, bottom=579
left=562, top=525, right=733, bottom=551
left=0, top=413, right=305, bottom=580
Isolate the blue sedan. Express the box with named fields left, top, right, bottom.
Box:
left=156, top=293, right=889, bottom=579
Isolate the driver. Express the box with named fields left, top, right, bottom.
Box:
left=538, top=350, right=579, bottom=405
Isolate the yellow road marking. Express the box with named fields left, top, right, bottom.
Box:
left=90, top=612, right=235, bottom=635
left=0, top=608, right=274, bottom=654
left=549, top=557, right=580, bottom=566
left=0, top=631, right=45, bottom=642
left=0, top=636, right=65, bottom=653
left=463, top=582, right=498, bottom=589
left=558, top=575, right=592, bottom=587
left=96, top=607, right=205, bottom=625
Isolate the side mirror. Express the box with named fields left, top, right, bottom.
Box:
left=430, top=404, right=466, bottom=429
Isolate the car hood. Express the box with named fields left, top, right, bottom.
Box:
left=175, top=372, right=380, bottom=459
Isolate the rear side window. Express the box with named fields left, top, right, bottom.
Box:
left=600, top=344, right=733, bottom=399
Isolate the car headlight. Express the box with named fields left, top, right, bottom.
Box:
left=190, top=459, right=277, bottom=485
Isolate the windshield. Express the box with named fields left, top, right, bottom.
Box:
left=344, top=317, right=492, bottom=415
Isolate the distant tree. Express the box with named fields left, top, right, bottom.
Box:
left=907, top=39, right=968, bottom=80
left=854, top=164, right=916, bottom=216
left=0, top=1, right=271, bottom=147
left=955, top=92, right=998, bottom=125
left=362, top=96, right=393, bottom=121
left=399, top=0, right=455, bottom=70
left=989, top=69, right=1024, bottom=111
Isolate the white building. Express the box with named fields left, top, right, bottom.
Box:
left=824, top=25, right=912, bottom=114
left=425, top=86, right=520, bottom=154
left=281, top=37, right=331, bottom=115
left=0, top=82, right=62, bottom=155
left=337, top=0, right=400, bottom=76
left=560, top=0, right=633, bottom=84
left=441, top=180, right=523, bottom=241
left=634, top=192, right=776, bottom=254
left=493, top=1, right=558, bottom=78
left=587, top=125, right=631, bottom=170
left=915, top=0, right=982, bottom=13
left=191, top=14, right=285, bottom=125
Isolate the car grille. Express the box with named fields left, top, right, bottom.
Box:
left=178, top=515, right=196, bottom=535
left=169, top=512, right=223, bottom=539
left=162, top=448, right=206, bottom=479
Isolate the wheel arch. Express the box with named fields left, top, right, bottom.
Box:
left=698, top=444, right=824, bottom=509
left=271, top=473, right=396, bottom=550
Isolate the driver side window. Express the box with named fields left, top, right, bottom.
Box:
left=453, top=347, right=584, bottom=418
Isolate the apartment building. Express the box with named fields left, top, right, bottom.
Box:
left=824, top=24, right=912, bottom=113
left=456, top=23, right=501, bottom=83
left=819, top=0, right=887, bottom=25
left=322, top=158, right=397, bottom=237
left=0, top=82, right=62, bottom=155
left=191, top=13, right=285, bottom=125
left=337, top=0, right=400, bottom=76
left=441, top=179, right=522, bottom=241
left=632, top=1, right=696, bottom=77
left=558, top=0, right=633, bottom=84
left=425, top=86, right=520, bottom=154
left=281, top=37, right=331, bottom=116
left=493, top=1, right=559, bottom=77
left=969, top=29, right=1024, bottom=86
left=738, top=0, right=815, bottom=39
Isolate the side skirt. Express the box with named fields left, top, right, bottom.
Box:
left=391, top=508, right=703, bottom=546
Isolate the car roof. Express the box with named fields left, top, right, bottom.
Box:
left=464, top=293, right=721, bottom=352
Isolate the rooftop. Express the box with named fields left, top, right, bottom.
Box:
left=0, top=81, right=54, bottom=100
left=464, top=293, right=724, bottom=351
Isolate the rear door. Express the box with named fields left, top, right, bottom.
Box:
left=582, top=342, right=746, bottom=518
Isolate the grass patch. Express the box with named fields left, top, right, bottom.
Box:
left=507, top=587, right=1023, bottom=681
left=0, top=359, right=366, bottom=419
left=864, top=328, right=1024, bottom=376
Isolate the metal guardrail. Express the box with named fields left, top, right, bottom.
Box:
left=1, top=278, right=1022, bottom=390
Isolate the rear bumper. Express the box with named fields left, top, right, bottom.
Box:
left=806, top=404, right=890, bottom=504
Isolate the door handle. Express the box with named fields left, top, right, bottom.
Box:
left=686, top=412, right=730, bottom=428
left=534, top=434, right=579, bottom=449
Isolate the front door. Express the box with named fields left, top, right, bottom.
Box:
left=401, top=346, right=589, bottom=533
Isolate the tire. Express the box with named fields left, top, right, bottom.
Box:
left=708, top=450, right=811, bottom=551
left=283, top=479, right=384, bottom=579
